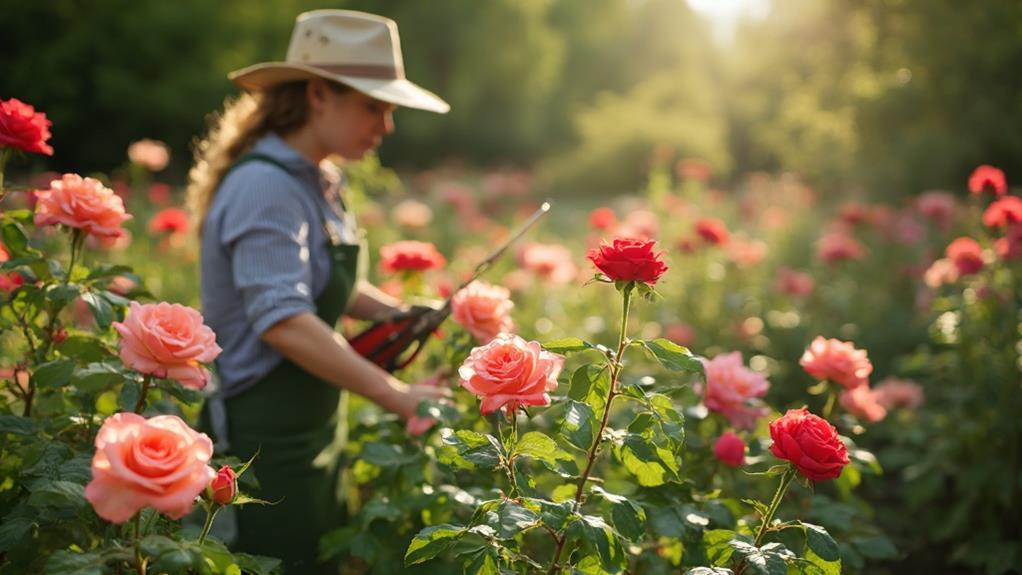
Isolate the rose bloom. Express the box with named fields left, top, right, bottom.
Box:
left=34, top=174, right=132, bottom=237
left=113, top=301, right=222, bottom=389
left=84, top=413, right=215, bottom=523
left=391, top=198, right=433, bottom=229
left=775, top=266, right=815, bottom=298
left=587, top=237, right=668, bottom=285
left=694, top=217, right=729, bottom=246
left=517, top=242, right=577, bottom=285
left=451, top=280, right=515, bottom=343
left=800, top=336, right=873, bottom=389
left=379, top=240, right=446, bottom=273
left=968, top=164, right=1007, bottom=196
left=458, top=333, right=564, bottom=415
left=127, top=138, right=170, bottom=172
left=995, top=225, right=1022, bottom=261
left=664, top=322, right=695, bottom=348
left=589, top=207, right=618, bottom=231
left=617, top=209, right=659, bottom=241
left=148, top=207, right=189, bottom=235
left=727, top=238, right=768, bottom=267
left=945, top=237, right=984, bottom=275
left=436, top=184, right=477, bottom=216
left=838, top=202, right=871, bottom=226
left=839, top=385, right=887, bottom=423
left=108, top=275, right=138, bottom=296
left=817, top=230, right=866, bottom=265
left=207, top=465, right=237, bottom=505
left=769, top=407, right=849, bottom=481
left=916, top=191, right=956, bottom=230
left=0, top=271, right=23, bottom=292
left=675, top=157, right=712, bottom=182
left=714, top=431, right=746, bottom=467
left=0, top=97, right=53, bottom=155
left=874, top=377, right=925, bottom=410
left=696, top=351, right=770, bottom=430
left=982, top=196, right=1022, bottom=229
left=923, top=257, right=960, bottom=288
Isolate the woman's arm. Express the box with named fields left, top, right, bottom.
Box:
left=260, top=311, right=446, bottom=417
left=346, top=279, right=404, bottom=321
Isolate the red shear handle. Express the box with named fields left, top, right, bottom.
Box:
left=349, top=307, right=448, bottom=373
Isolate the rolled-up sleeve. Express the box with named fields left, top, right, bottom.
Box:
left=219, top=170, right=317, bottom=335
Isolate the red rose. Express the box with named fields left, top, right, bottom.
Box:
left=982, top=196, right=1022, bottom=229
left=207, top=465, right=237, bottom=505
left=0, top=98, right=53, bottom=156
left=587, top=237, right=668, bottom=285
left=148, top=207, right=190, bottom=235
left=588, top=207, right=617, bottom=231
left=769, top=408, right=849, bottom=481
left=714, top=431, right=746, bottom=467
left=694, top=217, right=730, bottom=246
left=379, top=240, right=446, bottom=273
left=968, top=165, right=1007, bottom=197
left=946, top=237, right=984, bottom=276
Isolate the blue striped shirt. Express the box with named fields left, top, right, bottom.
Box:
left=199, top=133, right=352, bottom=398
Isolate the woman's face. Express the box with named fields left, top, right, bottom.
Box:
left=310, top=81, right=396, bottom=161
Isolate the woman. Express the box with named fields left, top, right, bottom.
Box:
left=187, top=10, right=449, bottom=573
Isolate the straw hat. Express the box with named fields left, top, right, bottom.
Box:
left=229, top=10, right=449, bottom=114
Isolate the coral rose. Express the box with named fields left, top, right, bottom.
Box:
left=127, top=139, right=170, bottom=172
left=775, top=267, right=815, bottom=298
left=113, top=301, right=222, bottom=389
left=84, top=413, right=215, bottom=523
left=451, top=280, right=515, bottom=343
left=968, top=165, right=1007, bottom=196
left=945, top=237, right=984, bottom=275
left=916, top=191, right=956, bottom=230
left=982, top=196, right=1022, bottom=229
left=589, top=207, right=617, bottom=231
left=148, top=207, right=189, bottom=235
left=714, top=431, right=746, bottom=467
left=518, top=242, right=577, bottom=285
left=379, top=240, right=446, bottom=273
left=458, top=333, right=564, bottom=415
left=800, top=336, right=872, bottom=389
left=207, top=465, right=237, bottom=505
left=0, top=97, right=53, bottom=156
left=697, top=351, right=770, bottom=430
left=769, top=408, right=849, bottom=481
left=587, top=237, right=668, bottom=285
left=923, top=258, right=960, bottom=288
left=839, top=385, right=887, bottom=423
left=874, top=377, right=924, bottom=410
left=391, top=198, right=433, bottom=229
left=817, top=230, right=866, bottom=265
left=34, top=174, right=132, bottom=237
left=695, top=217, right=730, bottom=246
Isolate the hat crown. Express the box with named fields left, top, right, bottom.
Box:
left=285, top=10, right=405, bottom=78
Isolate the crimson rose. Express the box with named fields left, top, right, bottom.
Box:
left=587, top=237, right=668, bottom=285
left=769, top=407, right=849, bottom=481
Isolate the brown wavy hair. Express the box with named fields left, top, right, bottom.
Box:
left=186, top=79, right=349, bottom=233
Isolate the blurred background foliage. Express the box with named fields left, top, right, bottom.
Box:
left=2, top=0, right=1020, bottom=197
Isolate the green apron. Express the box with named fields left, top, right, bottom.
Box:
left=204, top=154, right=362, bottom=574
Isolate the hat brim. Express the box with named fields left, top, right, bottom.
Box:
left=228, top=62, right=450, bottom=114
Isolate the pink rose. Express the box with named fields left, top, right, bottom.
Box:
left=451, top=280, right=515, bottom=343
left=517, top=242, right=578, bottom=285
left=694, top=218, right=729, bottom=246
left=727, top=238, right=768, bottom=267
left=946, top=237, right=984, bottom=276
left=714, top=432, right=746, bottom=467
left=207, top=465, right=237, bottom=505
left=817, top=230, right=866, bottom=265
left=923, top=258, right=960, bottom=288
left=459, top=334, right=564, bottom=415
left=916, top=191, right=956, bottom=230
left=696, top=351, right=769, bottom=430
left=113, top=301, right=222, bottom=389
left=775, top=267, right=815, bottom=298
left=127, top=139, right=170, bottom=172
left=874, top=377, right=924, bottom=410
left=800, top=336, right=872, bottom=389
left=839, top=385, right=887, bottom=423
left=391, top=198, right=434, bottom=229
left=33, top=174, right=132, bottom=237
left=85, top=413, right=215, bottom=523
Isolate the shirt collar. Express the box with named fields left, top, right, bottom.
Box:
left=250, top=133, right=323, bottom=186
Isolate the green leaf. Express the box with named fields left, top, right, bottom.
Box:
left=729, top=540, right=788, bottom=575
left=515, top=431, right=577, bottom=475
left=141, top=535, right=204, bottom=573
left=57, top=335, right=113, bottom=363
left=1, top=221, right=30, bottom=256
left=231, top=553, right=283, bottom=575
left=615, top=434, right=678, bottom=487
left=541, top=337, right=593, bottom=354
left=0, top=503, right=36, bottom=552
left=851, top=535, right=897, bottom=559
left=490, top=500, right=540, bottom=539
left=44, top=550, right=109, bottom=575
left=72, top=363, right=127, bottom=394
left=80, top=291, right=113, bottom=329
left=743, top=464, right=790, bottom=478
left=568, top=364, right=612, bottom=414
left=800, top=522, right=839, bottom=562
left=592, top=486, right=646, bottom=542
left=438, top=429, right=502, bottom=470
left=641, top=338, right=704, bottom=375
left=560, top=400, right=596, bottom=452
left=703, top=530, right=739, bottom=565
left=46, top=283, right=81, bottom=308
left=155, top=379, right=205, bottom=404
left=464, top=547, right=499, bottom=575
left=27, top=480, right=87, bottom=510
left=118, top=379, right=141, bottom=412
left=86, top=264, right=134, bottom=280
left=741, top=499, right=771, bottom=519
left=405, top=524, right=466, bottom=565
left=0, top=415, right=37, bottom=435
left=848, top=449, right=882, bottom=475
left=569, top=514, right=626, bottom=572
left=32, top=359, right=76, bottom=390
left=801, top=548, right=841, bottom=575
